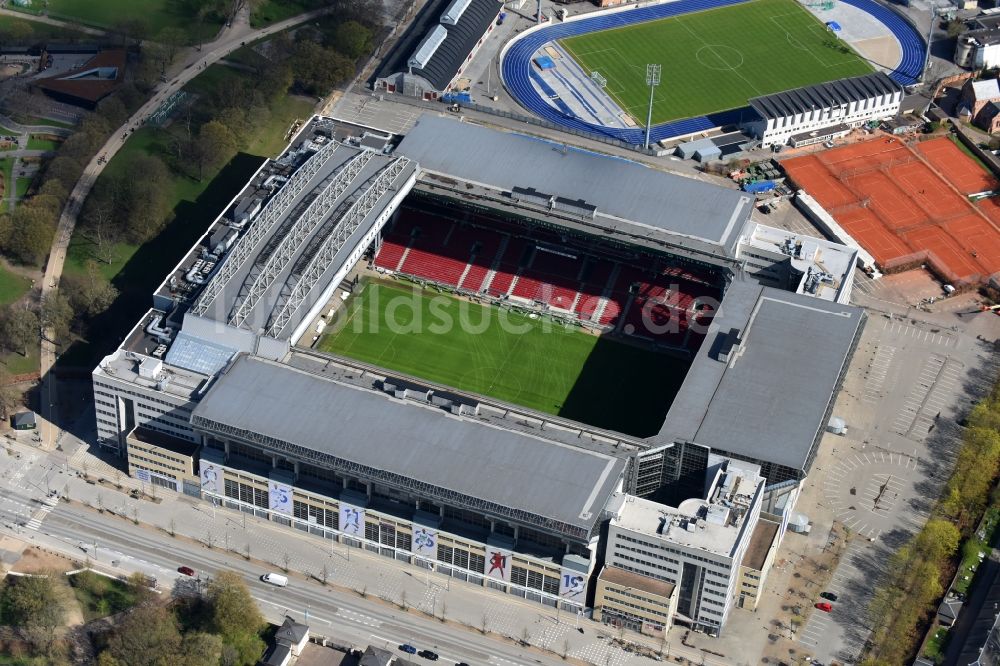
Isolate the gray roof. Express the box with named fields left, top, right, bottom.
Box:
left=193, top=144, right=417, bottom=339
left=275, top=616, right=308, bottom=645
left=374, top=0, right=502, bottom=91
left=395, top=115, right=754, bottom=256
left=656, top=281, right=864, bottom=474
left=749, top=72, right=901, bottom=121
left=191, top=355, right=626, bottom=536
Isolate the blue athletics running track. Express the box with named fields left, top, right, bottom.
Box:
left=499, top=0, right=924, bottom=145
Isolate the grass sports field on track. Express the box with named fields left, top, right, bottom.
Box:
left=559, top=0, right=873, bottom=124
left=317, top=281, right=689, bottom=436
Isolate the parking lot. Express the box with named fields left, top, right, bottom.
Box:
left=780, top=295, right=998, bottom=662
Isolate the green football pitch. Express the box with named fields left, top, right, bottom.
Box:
left=559, top=0, right=873, bottom=124
left=316, top=281, right=689, bottom=437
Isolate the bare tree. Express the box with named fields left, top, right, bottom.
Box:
left=113, top=469, right=122, bottom=489
left=520, top=627, right=531, bottom=646
left=320, top=564, right=329, bottom=585
left=439, top=600, right=446, bottom=622
left=562, top=638, right=570, bottom=660
left=96, top=492, right=104, bottom=512
left=131, top=507, right=138, bottom=524
left=480, top=612, right=488, bottom=634
left=281, top=552, right=290, bottom=572
left=168, top=518, right=176, bottom=537
left=400, top=590, right=408, bottom=610
left=205, top=531, right=214, bottom=549
left=243, top=542, right=251, bottom=560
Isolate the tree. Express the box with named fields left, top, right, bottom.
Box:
left=0, top=305, right=39, bottom=356
left=0, top=572, right=70, bottom=633
left=331, top=21, right=372, bottom=60
left=948, top=19, right=967, bottom=39
left=41, top=292, right=73, bottom=344
left=291, top=41, right=354, bottom=96
left=180, top=632, right=224, bottom=666
left=105, top=603, right=182, bottom=666
left=5, top=206, right=55, bottom=265
left=193, top=121, right=238, bottom=180
left=207, top=571, right=265, bottom=636
left=63, top=260, right=118, bottom=318
left=157, top=27, right=187, bottom=65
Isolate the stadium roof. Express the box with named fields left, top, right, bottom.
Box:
left=374, top=0, right=502, bottom=91
left=189, top=142, right=417, bottom=340
left=396, top=115, right=754, bottom=257
left=749, top=72, right=901, bottom=121
left=656, top=280, right=864, bottom=476
left=191, top=355, right=626, bottom=537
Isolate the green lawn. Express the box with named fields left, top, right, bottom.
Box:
left=250, top=0, right=324, bottom=27
left=0, top=157, right=13, bottom=206
left=68, top=570, right=140, bottom=622
left=954, top=506, right=1000, bottom=595
left=26, top=135, right=61, bottom=152
left=560, top=0, right=872, bottom=124
left=14, top=176, right=31, bottom=199
left=0, top=265, right=32, bottom=306
left=0, top=13, right=91, bottom=39
left=42, top=0, right=222, bottom=43
left=317, top=281, right=688, bottom=436
left=923, top=627, right=949, bottom=664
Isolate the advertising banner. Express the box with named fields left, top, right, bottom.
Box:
left=268, top=480, right=292, bottom=515
left=484, top=544, right=512, bottom=582
left=559, top=569, right=587, bottom=601
left=413, top=526, right=437, bottom=557
left=199, top=461, right=221, bottom=495
left=339, top=502, right=365, bottom=537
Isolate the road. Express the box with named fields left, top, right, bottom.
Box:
left=36, top=6, right=333, bottom=453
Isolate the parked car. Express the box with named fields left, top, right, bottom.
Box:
left=177, top=566, right=195, bottom=576
left=815, top=602, right=832, bottom=612
left=820, top=591, right=838, bottom=602
left=418, top=651, right=439, bottom=661
left=399, top=644, right=417, bottom=655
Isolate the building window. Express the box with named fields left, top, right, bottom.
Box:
left=438, top=545, right=453, bottom=564
left=365, top=521, right=378, bottom=543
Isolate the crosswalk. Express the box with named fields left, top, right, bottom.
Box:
left=24, top=493, right=59, bottom=531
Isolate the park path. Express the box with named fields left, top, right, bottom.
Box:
left=36, top=6, right=334, bottom=450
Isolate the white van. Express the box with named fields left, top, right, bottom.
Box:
left=261, top=573, right=288, bottom=587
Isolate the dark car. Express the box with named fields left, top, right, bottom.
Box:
left=820, top=591, right=838, bottom=602
left=455, top=663, right=470, bottom=666
left=177, top=566, right=195, bottom=576
left=399, top=644, right=417, bottom=655
left=418, top=651, right=440, bottom=661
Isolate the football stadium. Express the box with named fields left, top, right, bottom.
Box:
left=498, top=0, right=925, bottom=143
left=558, top=0, right=872, bottom=125
left=92, top=115, right=864, bottom=631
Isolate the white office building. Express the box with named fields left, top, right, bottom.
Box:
left=746, top=72, right=903, bottom=148
left=603, top=460, right=765, bottom=635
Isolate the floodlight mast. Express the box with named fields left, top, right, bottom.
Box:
left=644, top=64, right=661, bottom=150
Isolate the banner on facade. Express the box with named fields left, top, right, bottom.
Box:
left=484, top=544, right=512, bottom=582
left=199, top=461, right=221, bottom=495
left=559, top=569, right=587, bottom=601
left=413, top=526, right=437, bottom=557
left=339, top=503, right=365, bottom=537
left=268, top=479, right=292, bottom=515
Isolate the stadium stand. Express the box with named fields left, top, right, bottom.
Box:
left=373, top=206, right=720, bottom=349
left=499, top=0, right=924, bottom=144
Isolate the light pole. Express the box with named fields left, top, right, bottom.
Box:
left=644, top=64, right=661, bottom=150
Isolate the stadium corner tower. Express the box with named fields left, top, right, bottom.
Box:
left=93, top=114, right=864, bottom=618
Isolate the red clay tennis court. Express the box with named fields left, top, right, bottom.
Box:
left=782, top=136, right=1000, bottom=286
